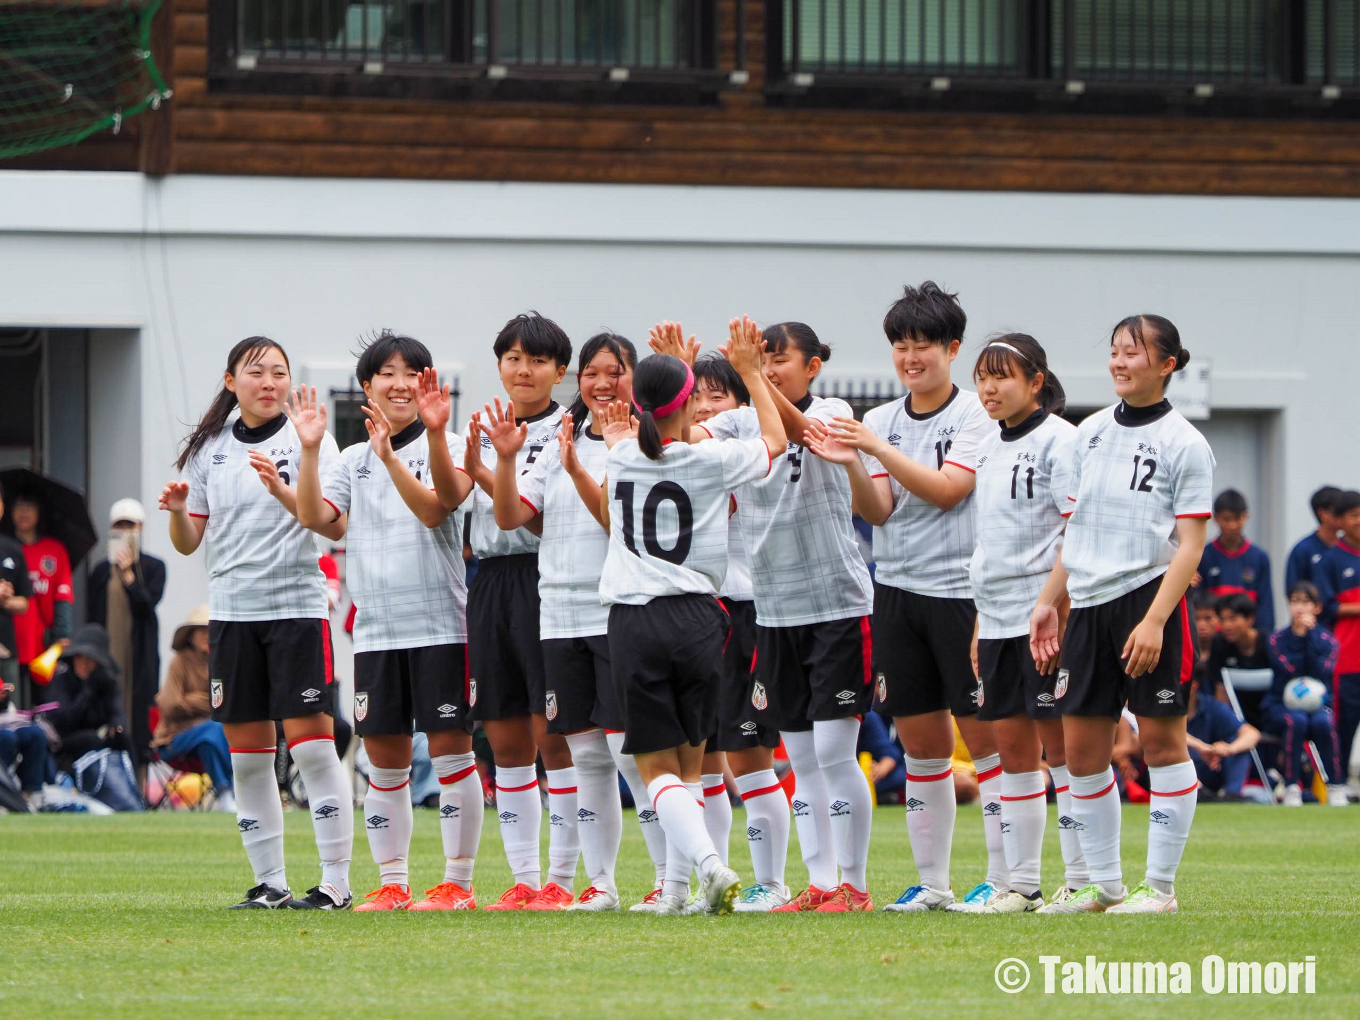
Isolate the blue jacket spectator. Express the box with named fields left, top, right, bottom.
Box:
left=1186, top=684, right=1258, bottom=798
left=1199, top=489, right=1274, bottom=630
left=858, top=710, right=905, bottom=802
left=1285, top=486, right=1343, bottom=591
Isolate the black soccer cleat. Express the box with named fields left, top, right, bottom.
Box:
left=286, top=885, right=352, bottom=911
left=228, top=884, right=293, bottom=909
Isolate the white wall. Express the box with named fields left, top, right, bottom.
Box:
left=2, top=171, right=1358, bottom=663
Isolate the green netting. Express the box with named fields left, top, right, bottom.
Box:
left=0, top=0, right=169, bottom=159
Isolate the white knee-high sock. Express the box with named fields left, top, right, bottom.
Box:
left=1049, top=765, right=1090, bottom=890
left=973, top=753, right=1008, bottom=890
left=1068, top=767, right=1123, bottom=896
left=702, top=774, right=733, bottom=866
left=364, top=765, right=413, bottom=889
left=781, top=729, right=838, bottom=890
left=1146, top=760, right=1199, bottom=892
left=290, top=735, right=353, bottom=899
left=607, top=731, right=666, bottom=888
left=544, top=766, right=580, bottom=891
left=903, top=756, right=955, bottom=892
left=999, top=770, right=1046, bottom=897
left=813, top=718, right=872, bottom=892
left=494, top=764, right=542, bottom=890
left=567, top=730, right=623, bottom=894
left=648, top=775, right=722, bottom=881
left=230, top=746, right=287, bottom=890
left=433, top=753, right=482, bottom=889
left=735, top=769, right=789, bottom=889
left=663, top=781, right=703, bottom=899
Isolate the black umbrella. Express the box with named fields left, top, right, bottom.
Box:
left=0, top=468, right=99, bottom=568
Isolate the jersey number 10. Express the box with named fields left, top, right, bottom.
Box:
left=615, top=481, right=694, bottom=565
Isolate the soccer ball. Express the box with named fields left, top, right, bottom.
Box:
left=1282, top=677, right=1328, bottom=713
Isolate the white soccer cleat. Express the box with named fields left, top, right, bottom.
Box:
left=1106, top=880, right=1177, bottom=914
left=1047, top=885, right=1082, bottom=906
left=629, top=888, right=663, bottom=913
left=882, top=885, right=954, bottom=912
left=733, top=882, right=792, bottom=913
left=1326, top=785, right=1351, bottom=807
left=984, top=889, right=1044, bottom=914
left=683, top=890, right=712, bottom=915
left=653, top=894, right=687, bottom=917
left=1035, top=883, right=1126, bottom=914
left=700, top=864, right=742, bottom=915
left=945, top=881, right=1001, bottom=912
left=1282, top=784, right=1304, bottom=807
left=565, top=886, right=620, bottom=912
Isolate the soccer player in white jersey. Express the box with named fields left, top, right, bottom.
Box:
left=697, top=320, right=877, bottom=914
left=487, top=333, right=640, bottom=912
left=276, top=333, right=482, bottom=912
left=459, top=314, right=580, bottom=912
left=599, top=326, right=784, bottom=916
left=160, top=338, right=354, bottom=910
left=1030, top=315, right=1213, bottom=915
left=966, top=334, right=1089, bottom=913
left=820, top=282, right=1003, bottom=913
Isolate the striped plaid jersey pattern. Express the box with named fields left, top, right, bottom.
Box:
left=969, top=412, right=1076, bottom=639
left=464, top=403, right=565, bottom=560
left=701, top=399, right=873, bottom=627
left=183, top=415, right=336, bottom=621
left=599, top=437, right=771, bottom=605
left=326, top=424, right=468, bottom=652
left=719, top=507, right=754, bottom=602
left=1062, top=402, right=1215, bottom=608
left=860, top=387, right=992, bottom=598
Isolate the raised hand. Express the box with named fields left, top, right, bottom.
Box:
left=600, top=400, right=637, bottom=449
left=803, top=421, right=858, bottom=466
left=284, top=386, right=327, bottom=450
left=248, top=450, right=288, bottom=496
left=720, top=315, right=765, bottom=376
left=464, top=414, right=487, bottom=474
left=558, top=415, right=582, bottom=474
left=362, top=400, right=395, bottom=462
left=647, top=321, right=701, bottom=366
left=482, top=397, right=527, bottom=458
left=158, top=481, right=189, bottom=514
left=416, top=367, right=452, bottom=433
left=826, top=416, right=886, bottom=456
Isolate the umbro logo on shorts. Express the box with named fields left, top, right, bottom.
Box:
left=1037, top=692, right=1055, bottom=704
left=211, top=681, right=223, bottom=709
left=747, top=826, right=762, bottom=841
left=638, top=810, right=658, bottom=823
left=238, top=818, right=258, bottom=832
left=1150, top=809, right=1171, bottom=825
left=436, top=703, right=457, bottom=717
left=830, top=800, right=850, bottom=816
left=499, top=810, right=517, bottom=823
left=740, top=721, right=758, bottom=733
left=905, top=797, right=925, bottom=811
left=441, top=805, right=458, bottom=819
left=354, top=693, right=368, bottom=721
left=835, top=689, right=855, bottom=703
left=366, top=815, right=389, bottom=829
left=314, top=804, right=341, bottom=820
left=578, top=808, right=597, bottom=822
left=302, top=688, right=321, bottom=702
left=1156, top=689, right=1176, bottom=703
left=984, top=802, right=1001, bottom=816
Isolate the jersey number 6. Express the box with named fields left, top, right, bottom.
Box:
left=615, top=480, right=694, bottom=565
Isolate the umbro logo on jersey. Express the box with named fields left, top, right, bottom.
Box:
left=314, top=805, right=340, bottom=820
left=499, top=811, right=517, bottom=823
left=366, top=815, right=389, bottom=829
left=1150, top=809, right=1171, bottom=825
left=905, top=797, right=925, bottom=812
left=356, top=465, right=372, bottom=478
left=977, top=456, right=988, bottom=468
left=211, top=681, right=223, bottom=709
left=830, top=800, right=851, bottom=817
left=441, top=805, right=458, bottom=819
left=791, top=798, right=809, bottom=817
left=302, top=688, right=321, bottom=702
left=577, top=808, right=597, bottom=822
left=238, top=818, right=259, bottom=832
left=740, top=721, right=758, bottom=733
left=1058, top=814, right=1082, bottom=830
left=212, top=454, right=227, bottom=464
left=984, top=802, right=1001, bottom=816
left=1088, top=436, right=1102, bottom=448
left=354, top=693, right=368, bottom=721
left=887, top=433, right=901, bottom=445
left=436, top=703, right=457, bottom=718
left=545, top=690, right=558, bottom=721
left=746, top=826, right=762, bottom=841
left=638, top=810, right=658, bottom=823
left=1055, top=669, right=1070, bottom=699
left=835, top=689, right=856, bottom=704
left=1156, top=689, right=1176, bottom=703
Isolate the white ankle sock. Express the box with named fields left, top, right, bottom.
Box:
left=1068, top=767, right=1123, bottom=896
left=364, top=765, right=413, bottom=889
left=648, top=775, right=720, bottom=882
left=1146, top=760, right=1198, bottom=890
left=230, top=747, right=287, bottom=890
left=735, top=769, right=789, bottom=889
left=814, top=718, right=872, bottom=891
left=702, top=774, right=732, bottom=866
left=973, top=753, right=1008, bottom=890
left=607, top=731, right=667, bottom=888
left=999, top=770, right=1046, bottom=897
left=567, top=729, right=623, bottom=894
left=1049, top=765, right=1090, bottom=889
left=544, top=766, right=580, bottom=891
left=494, top=764, right=542, bottom=889
left=781, top=729, right=838, bottom=890
left=433, top=753, right=482, bottom=888
left=903, top=756, right=955, bottom=892
left=290, top=735, right=353, bottom=899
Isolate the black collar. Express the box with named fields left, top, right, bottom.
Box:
left=793, top=392, right=814, bottom=413
left=390, top=419, right=426, bottom=452
left=582, top=427, right=604, bottom=442
left=905, top=385, right=959, bottom=421
left=1114, top=399, right=1173, bottom=427
left=1000, top=408, right=1048, bottom=442
left=232, top=413, right=287, bottom=444
left=516, top=400, right=560, bottom=425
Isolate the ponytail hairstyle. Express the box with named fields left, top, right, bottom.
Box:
left=762, top=321, right=831, bottom=367
left=632, top=354, right=695, bottom=461
left=972, top=332, right=1066, bottom=416
left=177, top=337, right=290, bottom=471
left=565, top=331, right=638, bottom=436
left=1111, top=314, right=1191, bottom=391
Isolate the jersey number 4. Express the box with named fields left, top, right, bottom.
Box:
left=1129, top=455, right=1157, bottom=492
left=615, top=480, right=694, bottom=565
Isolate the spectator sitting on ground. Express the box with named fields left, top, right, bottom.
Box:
left=40, top=624, right=136, bottom=767
left=857, top=709, right=905, bottom=804
left=1265, top=581, right=1349, bottom=808
left=1286, top=485, right=1343, bottom=591
left=1186, top=675, right=1259, bottom=801
left=0, top=685, right=54, bottom=808
left=151, top=605, right=234, bottom=812
left=950, top=720, right=979, bottom=805
left=1206, top=593, right=1272, bottom=726
left=88, top=498, right=166, bottom=768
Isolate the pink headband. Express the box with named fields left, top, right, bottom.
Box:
left=651, top=364, right=694, bottom=418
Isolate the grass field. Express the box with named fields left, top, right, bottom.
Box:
left=2, top=803, right=1356, bottom=1019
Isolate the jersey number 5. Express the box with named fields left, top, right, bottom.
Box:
left=615, top=480, right=694, bottom=565
left=1129, top=455, right=1157, bottom=492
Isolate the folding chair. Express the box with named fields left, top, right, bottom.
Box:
left=144, top=708, right=217, bottom=811
left=1220, top=667, right=1277, bottom=801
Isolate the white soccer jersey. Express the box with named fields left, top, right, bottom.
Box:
left=719, top=508, right=754, bottom=602
left=518, top=426, right=611, bottom=639
left=465, top=403, right=565, bottom=560
left=600, top=438, right=772, bottom=604
left=700, top=398, right=873, bottom=627
left=1062, top=401, right=1215, bottom=608
left=860, top=386, right=992, bottom=598
left=970, top=411, right=1076, bottom=638
left=183, top=415, right=337, bottom=621
left=326, top=422, right=468, bottom=652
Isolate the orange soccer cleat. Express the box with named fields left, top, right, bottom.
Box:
left=813, top=884, right=874, bottom=913
left=353, top=884, right=414, bottom=912
left=771, top=885, right=839, bottom=912
left=410, top=882, right=477, bottom=911
left=522, top=882, right=574, bottom=911
left=481, top=882, right=542, bottom=912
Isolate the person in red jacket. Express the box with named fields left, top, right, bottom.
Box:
left=8, top=494, right=73, bottom=707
